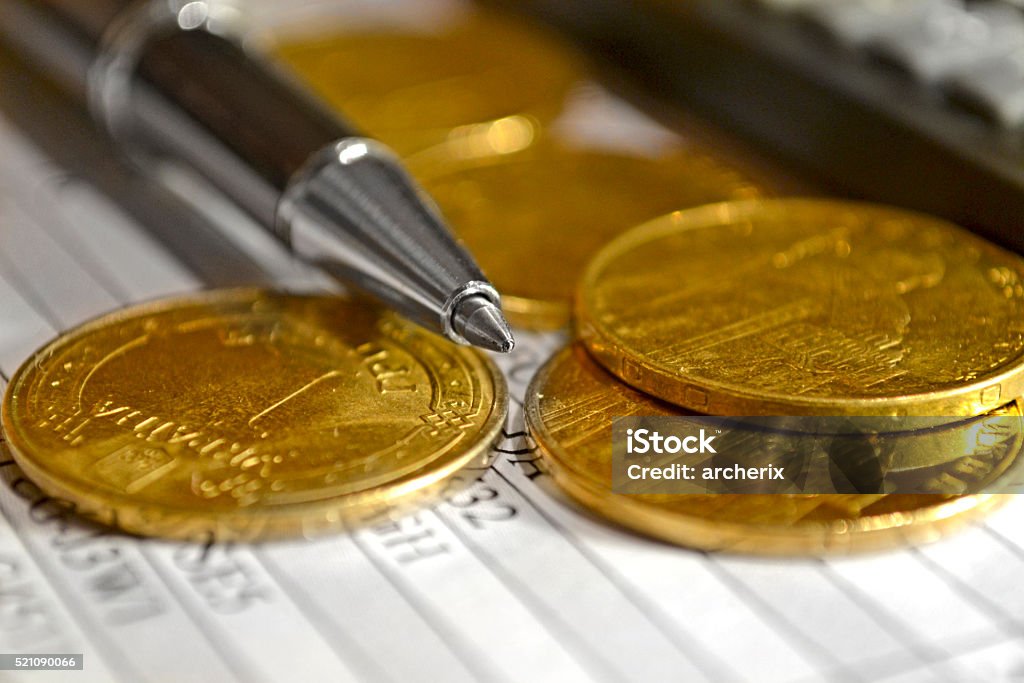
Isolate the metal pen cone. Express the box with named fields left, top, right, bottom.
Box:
left=453, top=295, right=516, bottom=353
left=279, top=139, right=515, bottom=350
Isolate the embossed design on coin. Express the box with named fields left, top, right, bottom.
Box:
left=577, top=199, right=1024, bottom=416
left=1, top=290, right=507, bottom=540
left=418, top=145, right=762, bottom=329
left=525, top=345, right=1015, bottom=554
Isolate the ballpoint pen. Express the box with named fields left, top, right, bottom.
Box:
left=0, top=0, right=516, bottom=353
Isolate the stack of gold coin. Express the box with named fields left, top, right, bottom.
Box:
left=1, top=290, right=508, bottom=540
left=526, top=199, right=1024, bottom=554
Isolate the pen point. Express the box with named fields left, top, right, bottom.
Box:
left=452, top=295, right=516, bottom=353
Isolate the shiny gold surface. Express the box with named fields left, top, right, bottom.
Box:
left=577, top=199, right=1024, bottom=417
left=274, top=8, right=584, bottom=154
left=417, top=144, right=763, bottom=329
left=1, top=290, right=507, bottom=540
left=525, top=345, right=1013, bottom=555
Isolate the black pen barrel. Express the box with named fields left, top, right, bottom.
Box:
left=136, top=27, right=353, bottom=191
left=0, top=0, right=357, bottom=223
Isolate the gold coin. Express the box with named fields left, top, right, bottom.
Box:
left=577, top=199, right=1024, bottom=417
left=417, top=145, right=763, bottom=329
left=526, top=345, right=1015, bottom=554
left=1, top=290, right=507, bottom=540
left=274, top=8, right=584, bottom=154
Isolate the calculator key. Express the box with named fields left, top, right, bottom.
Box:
left=801, top=0, right=958, bottom=47
left=869, top=2, right=1024, bottom=82
left=945, top=50, right=1024, bottom=126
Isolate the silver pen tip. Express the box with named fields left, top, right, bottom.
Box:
left=452, top=295, right=516, bottom=353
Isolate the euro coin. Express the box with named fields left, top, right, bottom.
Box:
left=577, top=199, right=1024, bottom=417
left=1, top=290, right=507, bottom=540
left=417, top=145, right=763, bottom=329
left=274, top=8, right=584, bottom=154
left=525, top=345, right=1015, bottom=554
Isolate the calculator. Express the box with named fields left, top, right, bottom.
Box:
left=509, top=0, right=1024, bottom=253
